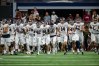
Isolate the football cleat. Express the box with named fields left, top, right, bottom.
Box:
left=14, top=51, right=18, bottom=55
left=82, top=52, right=84, bottom=55
left=64, top=52, right=67, bottom=55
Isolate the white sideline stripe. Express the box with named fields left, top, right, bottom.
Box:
left=20, top=56, right=36, bottom=57
left=0, top=56, right=99, bottom=58
left=1, top=59, right=99, bottom=61
left=0, top=64, right=99, bottom=65
left=0, top=56, right=36, bottom=58
left=0, top=57, right=99, bottom=59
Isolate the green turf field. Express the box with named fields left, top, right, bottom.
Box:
left=0, top=52, right=99, bottom=66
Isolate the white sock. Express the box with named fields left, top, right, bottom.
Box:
left=48, top=51, right=50, bottom=54
left=15, top=44, right=19, bottom=50
left=3, top=50, right=7, bottom=54
left=11, top=50, right=14, bottom=54
left=55, top=48, right=57, bottom=53
left=27, top=45, right=30, bottom=52
left=81, top=48, right=84, bottom=52
left=52, top=48, right=55, bottom=54
left=77, top=49, right=80, bottom=53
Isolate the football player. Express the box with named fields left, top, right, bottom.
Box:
left=49, top=22, right=58, bottom=54
left=15, top=19, right=25, bottom=54
left=25, top=20, right=34, bottom=54
left=35, top=21, right=42, bottom=55
left=45, top=23, right=51, bottom=54
left=1, top=21, right=11, bottom=54
left=68, top=20, right=76, bottom=54
left=74, top=19, right=84, bottom=55
left=9, top=20, right=16, bottom=55
left=58, top=18, right=68, bottom=55
left=90, top=18, right=99, bottom=54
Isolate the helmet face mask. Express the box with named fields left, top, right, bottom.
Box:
left=69, top=20, right=74, bottom=25
left=93, top=18, right=98, bottom=23
left=1, top=21, right=5, bottom=25
left=16, top=19, right=21, bottom=25
left=28, top=21, right=32, bottom=25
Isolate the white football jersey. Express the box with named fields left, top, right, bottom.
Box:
left=40, top=24, right=45, bottom=35
left=9, top=24, right=16, bottom=35
left=50, top=24, right=57, bottom=36
left=9, top=24, right=16, bottom=32
left=58, top=22, right=68, bottom=35
left=35, top=23, right=42, bottom=37
left=90, top=22, right=99, bottom=34
left=15, top=23, right=24, bottom=33
left=45, top=24, right=50, bottom=34
left=68, top=24, right=75, bottom=34
left=74, top=22, right=84, bottom=33
left=32, top=23, right=37, bottom=29
left=26, top=24, right=34, bottom=36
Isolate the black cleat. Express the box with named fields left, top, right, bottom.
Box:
left=64, top=52, right=67, bottom=55
left=10, top=53, right=13, bottom=55
left=31, top=52, right=34, bottom=54
left=37, top=54, right=39, bottom=55
left=82, top=52, right=84, bottom=55
left=2, top=53, right=4, bottom=55
left=14, top=51, right=18, bottom=55
left=94, top=49, right=97, bottom=53
left=37, top=53, right=39, bottom=55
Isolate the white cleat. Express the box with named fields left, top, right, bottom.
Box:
left=37, top=52, right=39, bottom=55
left=26, top=51, right=31, bottom=54
left=72, top=50, right=75, bottom=54
left=47, top=51, right=50, bottom=54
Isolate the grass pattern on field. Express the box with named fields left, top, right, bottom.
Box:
left=0, top=52, right=99, bottom=66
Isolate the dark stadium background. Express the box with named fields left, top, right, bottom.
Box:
left=14, top=0, right=99, bottom=3
left=0, top=0, right=99, bottom=20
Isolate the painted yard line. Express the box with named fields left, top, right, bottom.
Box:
left=0, top=57, right=99, bottom=59
left=0, top=60, right=99, bottom=63
left=20, top=56, right=36, bottom=57
left=2, top=56, right=99, bottom=59
left=0, top=56, right=36, bottom=58
left=0, top=64, right=99, bottom=66
left=0, top=55, right=99, bottom=57
left=0, top=59, right=99, bottom=61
